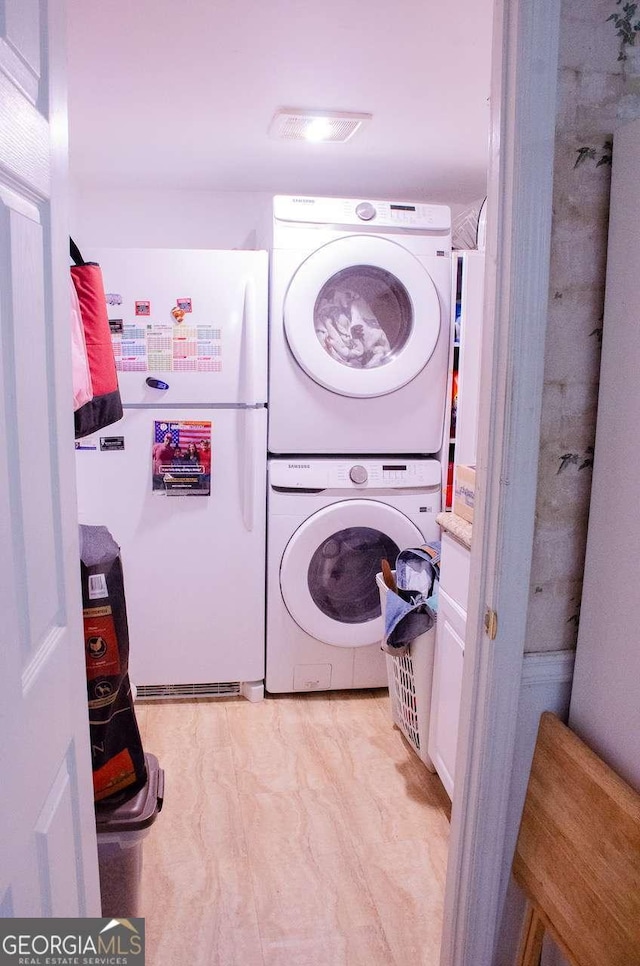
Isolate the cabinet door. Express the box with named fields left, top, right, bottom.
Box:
left=428, top=589, right=466, bottom=799
left=443, top=250, right=484, bottom=507
left=440, top=530, right=471, bottom=605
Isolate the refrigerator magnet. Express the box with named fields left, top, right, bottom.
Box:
left=135, top=300, right=151, bottom=316
left=106, top=292, right=123, bottom=306
left=176, top=297, right=192, bottom=313
left=171, top=306, right=186, bottom=323
left=100, top=436, right=125, bottom=451
left=152, top=419, right=211, bottom=496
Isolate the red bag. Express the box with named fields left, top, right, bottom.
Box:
left=71, top=238, right=123, bottom=438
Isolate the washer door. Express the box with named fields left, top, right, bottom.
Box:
left=280, top=499, right=423, bottom=647
left=284, top=235, right=441, bottom=398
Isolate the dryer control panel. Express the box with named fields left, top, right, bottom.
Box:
left=269, top=458, right=441, bottom=490
left=273, top=195, right=451, bottom=232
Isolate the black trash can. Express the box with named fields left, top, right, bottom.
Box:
left=95, top=752, right=164, bottom=918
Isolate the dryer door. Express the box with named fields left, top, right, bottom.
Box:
left=283, top=235, right=442, bottom=398
left=280, top=499, right=424, bottom=647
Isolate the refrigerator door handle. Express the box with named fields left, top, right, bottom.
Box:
left=238, top=409, right=255, bottom=532
left=240, top=276, right=256, bottom=403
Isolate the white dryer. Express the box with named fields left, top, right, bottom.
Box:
left=266, top=456, right=441, bottom=694
left=268, top=195, right=452, bottom=455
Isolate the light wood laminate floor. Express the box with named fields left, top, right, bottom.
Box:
left=136, top=690, right=451, bottom=966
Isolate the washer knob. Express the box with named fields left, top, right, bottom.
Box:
left=349, top=464, right=368, bottom=485
left=355, top=202, right=376, bottom=222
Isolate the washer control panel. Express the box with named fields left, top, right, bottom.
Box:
left=273, top=195, right=451, bottom=232
left=269, top=458, right=441, bottom=490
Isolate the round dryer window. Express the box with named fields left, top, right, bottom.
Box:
left=284, top=235, right=442, bottom=398
left=280, top=499, right=424, bottom=647
left=314, top=266, right=412, bottom=371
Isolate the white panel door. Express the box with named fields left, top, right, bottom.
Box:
left=0, top=0, right=100, bottom=916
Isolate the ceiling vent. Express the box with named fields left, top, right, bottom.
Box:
left=268, top=109, right=371, bottom=143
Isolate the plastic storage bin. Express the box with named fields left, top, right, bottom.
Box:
left=376, top=572, right=436, bottom=770
left=95, top=752, right=164, bottom=917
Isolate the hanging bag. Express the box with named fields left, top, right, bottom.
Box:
left=70, top=276, right=93, bottom=411
left=71, top=238, right=123, bottom=438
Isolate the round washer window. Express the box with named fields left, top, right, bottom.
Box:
left=280, top=498, right=425, bottom=647
left=307, top=526, right=399, bottom=624
left=313, top=266, right=412, bottom=370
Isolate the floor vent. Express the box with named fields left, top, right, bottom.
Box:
left=136, top=682, right=242, bottom=700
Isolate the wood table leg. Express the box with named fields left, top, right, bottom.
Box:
left=515, top=903, right=545, bottom=966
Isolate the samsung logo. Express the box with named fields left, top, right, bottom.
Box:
left=292, top=198, right=315, bottom=204
left=288, top=463, right=311, bottom=469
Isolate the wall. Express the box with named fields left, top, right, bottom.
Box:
left=567, top=117, right=640, bottom=791
left=70, top=185, right=273, bottom=251
left=70, top=185, right=470, bottom=253
left=524, top=0, right=624, bottom=653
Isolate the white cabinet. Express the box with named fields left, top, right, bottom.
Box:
left=431, top=249, right=482, bottom=796
left=443, top=250, right=485, bottom=508
left=454, top=250, right=485, bottom=469
left=429, top=531, right=471, bottom=798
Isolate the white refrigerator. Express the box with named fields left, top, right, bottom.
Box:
left=75, top=248, right=268, bottom=699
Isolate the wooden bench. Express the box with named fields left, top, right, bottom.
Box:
left=513, top=711, right=640, bottom=966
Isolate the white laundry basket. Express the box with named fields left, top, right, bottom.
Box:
left=376, top=572, right=436, bottom=771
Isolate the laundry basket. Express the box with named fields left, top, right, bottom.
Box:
left=95, top=753, right=164, bottom=917
left=376, top=572, right=436, bottom=771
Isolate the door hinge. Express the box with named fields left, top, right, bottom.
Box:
left=484, top=607, right=498, bottom=640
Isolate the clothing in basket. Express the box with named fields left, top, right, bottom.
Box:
left=381, top=542, right=441, bottom=656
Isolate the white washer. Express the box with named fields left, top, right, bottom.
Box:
left=268, top=195, right=452, bottom=455
left=266, top=456, right=441, bottom=693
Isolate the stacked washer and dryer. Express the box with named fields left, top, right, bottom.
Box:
left=266, top=196, right=452, bottom=693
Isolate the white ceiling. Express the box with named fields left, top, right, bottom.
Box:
left=67, top=0, right=493, bottom=204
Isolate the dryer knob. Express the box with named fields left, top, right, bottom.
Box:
left=355, top=202, right=376, bottom=222
left=349, top=464, right=368, bottom=485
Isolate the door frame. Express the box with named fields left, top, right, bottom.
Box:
left=441, top=0, right=562, bottom=961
